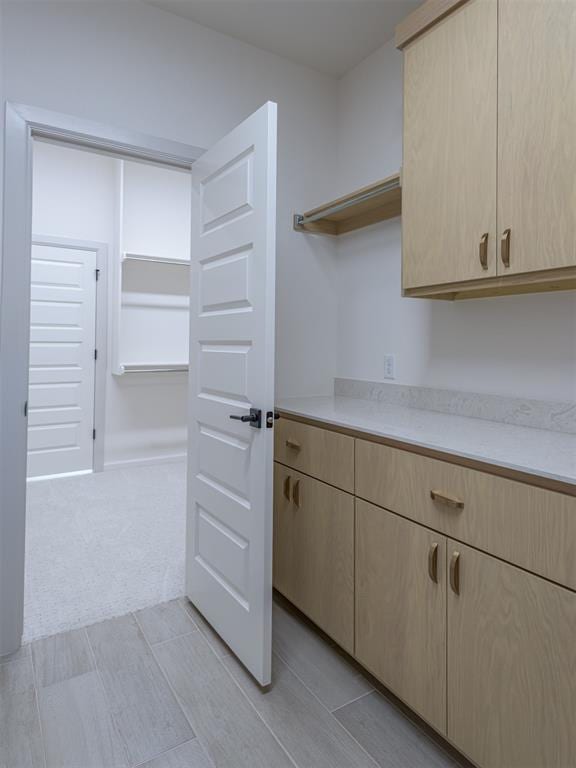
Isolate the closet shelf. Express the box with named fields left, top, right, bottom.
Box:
left=293, top=172, right=402, bottom=236
left=123, top=253, right=190, bottom=267
left=117, top=363, right=189, bottom=374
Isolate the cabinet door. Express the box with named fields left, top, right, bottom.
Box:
left=356, top=500, right=447, bottom=733
left=498, top=0, right=576, bottom=276
left=447, top=541, right=576, bottom=768
left=402, top=0, right=497, bottom=289
left=273, top=463, right=354, bottom=653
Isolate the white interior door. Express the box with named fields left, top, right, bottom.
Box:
left=27, top=242, right=97, bottom=479
left=186, top=102, right=277, bottom=685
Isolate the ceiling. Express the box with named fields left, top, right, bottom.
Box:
left=146, top=0, right=420, bottom=77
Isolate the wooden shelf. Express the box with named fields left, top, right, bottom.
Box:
left=294, top=173, right=401, bottom=236
left=123, top=253, right=190, bottom=267
left=116, top=363, right=189, bottom=375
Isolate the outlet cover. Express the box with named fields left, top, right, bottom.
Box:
left=384, top=354, right=396, bottom=380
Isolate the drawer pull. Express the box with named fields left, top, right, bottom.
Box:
left=286, top=439, right=301, bottom=451
left=479, top=232, right=489, bottom=270
left=430, top=490, right=464, bottom=510
left=292, top=479, right=301, bottom=508
left=428, top=542, right=439, bottom=583
left=450, top=551, right=461, bottom=595
left=283, top=475, right=292, bottom=501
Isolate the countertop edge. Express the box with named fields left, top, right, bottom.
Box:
left=275, top=405, right=576, bottom=497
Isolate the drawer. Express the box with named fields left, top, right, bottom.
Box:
left=275, top=417, right=354, bottom=493
left=273, top=463, right=354, bottom=652
left=355, top=439, right=576, bottom=590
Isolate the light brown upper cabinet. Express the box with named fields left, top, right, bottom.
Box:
left=398, top=0, right=576, bottom=299
left=498, top=0, right=576, bottom=276
left=402, top=0, right=498, bottom=290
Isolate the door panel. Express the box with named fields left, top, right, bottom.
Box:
left=27, top=244, right=97, bottom=478
left=356, top=500, right=447, bottom=733
left=498, top=0, right=576, bottom=275
left=402, top=0, right=497, bottom=289
left=273, top=463, right=355, bottom=653
left=186, top=103, right=277, bottom=685
left=447, top=541, right=576, bottom=768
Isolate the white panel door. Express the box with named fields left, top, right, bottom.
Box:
left=187, top=102, right=277, bottom=685
left=27, top=243, right=97, bottom=478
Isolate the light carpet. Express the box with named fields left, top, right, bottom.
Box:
left=24, top=461, right=186, bottom=642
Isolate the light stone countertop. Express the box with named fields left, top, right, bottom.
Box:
left=275, top=396, right=576, bottom=490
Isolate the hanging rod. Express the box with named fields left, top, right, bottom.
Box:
left=121, top=363, right=189, bottom=373
left=123, top=253, right=190, bottom=267
left=293, top=172, right=402, bottom=236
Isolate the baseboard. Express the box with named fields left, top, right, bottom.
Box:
left=27, top=469, right=93, bottom=483
left=103, top=453, right=187, bottom=471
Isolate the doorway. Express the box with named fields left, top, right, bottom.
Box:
left=0, top=104, right=204, bottom=657
left=23, top=138, right=193, bottom=640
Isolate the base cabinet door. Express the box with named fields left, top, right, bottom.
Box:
left=273, top=463, right=354, bottom=653
left=447, top=541, right=576, bottom=768
left=355, top=500, right=447, bottom=733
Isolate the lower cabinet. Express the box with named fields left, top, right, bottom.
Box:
left=273, top=462, right=354, bottom=653
left=274, top=417, right=576, bottom=768
left=355, top=499, right=447, bottom=733
left=447, top=541, right=576, bottom=768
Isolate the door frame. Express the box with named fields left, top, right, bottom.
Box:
left=29, top=234, right=109, bottom=476
left=0, top=102, right=205, bottom=655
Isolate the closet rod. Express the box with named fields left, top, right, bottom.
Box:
left=123, top=253, right=190, bottom=267
left=294, top=176, right=401, bottom=228
left=122, top=364, right=189, bottom=373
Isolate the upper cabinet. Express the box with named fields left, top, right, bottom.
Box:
left=398, top=0, right=576, bottom=299
left=498, top=0, right=576, bottom=277
left=402, top=0, right=497, bottom=289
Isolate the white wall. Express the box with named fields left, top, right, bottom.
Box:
left=2, top=0, right=340, bottom=399
left=32, top=140, right=189, bottom=466
left=335, top=39, right=576, bottom=403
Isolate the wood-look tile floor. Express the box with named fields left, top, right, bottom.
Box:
left=0, top=598, right=463, bottom=768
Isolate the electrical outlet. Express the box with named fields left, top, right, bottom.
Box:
left=384, top=354, right=396, bottom=380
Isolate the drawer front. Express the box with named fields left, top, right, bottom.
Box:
left=356, top=439, right=576, bottom=590
left=275, top=417, right=354, bottom=492
left=273, top=463, right=354, bottom=653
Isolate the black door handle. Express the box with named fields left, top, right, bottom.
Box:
left=229, top=408, right=262, bottom=428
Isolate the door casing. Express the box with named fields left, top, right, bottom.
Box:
left=0, top=102, right=204, bottom=655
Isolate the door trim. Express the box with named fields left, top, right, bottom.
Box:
left=0, top=102, right=205, bottom=656
left=30, top=235, right=109, bottom=475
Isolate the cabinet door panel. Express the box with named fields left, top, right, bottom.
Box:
left=448, top=541, right=576, bottom=768
left=498, top=0, right=576, bottom=275
left=356, top=500, right=447, bottom=733
left=403, top=0, right=497, bottom=289
left=273, top=463, right=354, bottom=653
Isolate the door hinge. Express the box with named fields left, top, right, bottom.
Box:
left=94, top=348, right=98, bottom=361
left=95, top=268, right=100, bottom=281
left=92, top=428, right=96, bottom=440
left=24, top=400, right=28, bottom=418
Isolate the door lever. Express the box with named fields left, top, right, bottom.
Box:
left=229, top=408, right=262, bottom=429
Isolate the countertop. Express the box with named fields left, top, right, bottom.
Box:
left=275, top=396, right=576, bottom=490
